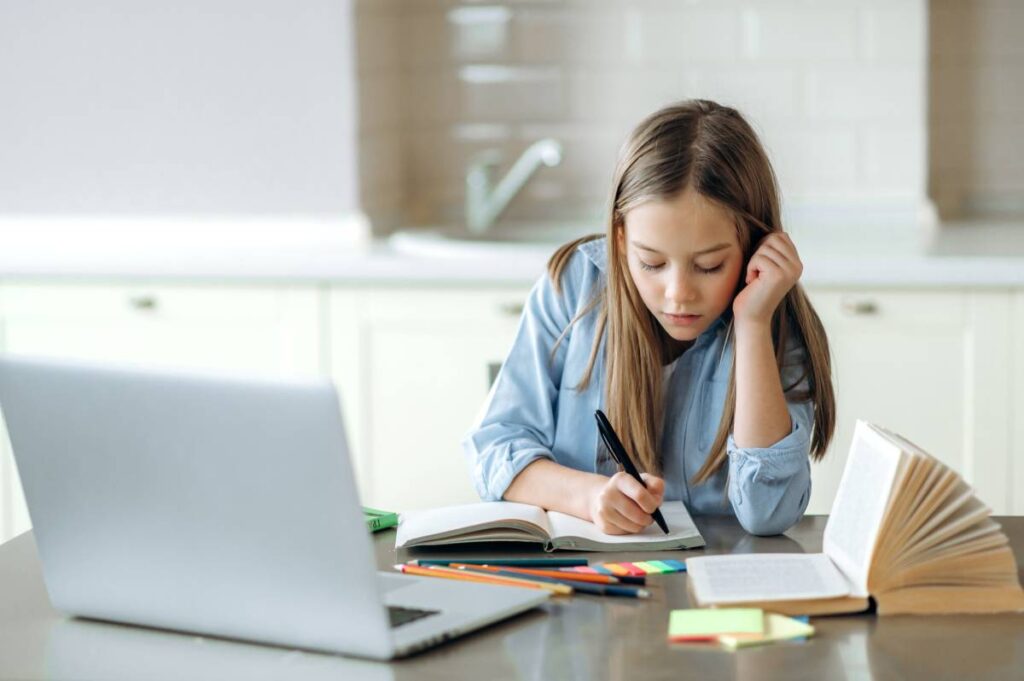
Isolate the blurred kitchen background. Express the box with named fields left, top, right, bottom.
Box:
left=0, top=0, right=1022, bottom=542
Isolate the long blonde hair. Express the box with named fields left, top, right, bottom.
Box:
left=548, top=99, right=835, bottom=484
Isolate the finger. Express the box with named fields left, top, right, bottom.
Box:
left=640, top=473, right=666, bottom=502
left=766, top=233, right=803, bottom=267
left=759, top=239, right=800, bottom=268
left=752, top=247, right=789, bottom=275
left=594, top=509, right=630, bottom=535
left=603, top=505, right=646, bottom=534
left=759, top=244, right=803, bottom=281
left=745, top=252, right=775, bottom=284
left=610, top=492, right=653, bottom=528
left=598, top=479, right=649, bottom=528
left=614, top=473, right=659, bottom=515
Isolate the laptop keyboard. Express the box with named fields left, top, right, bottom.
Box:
left=388, top=605, right=440, bottom=629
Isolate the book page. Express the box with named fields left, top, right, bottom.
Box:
left=395, top=501, right=552, bottom=548
left=546, top=501, right=704, bottom=550
left=687, top=553, right=853, bottom=604
left=822, top=421, right=904, bottom=596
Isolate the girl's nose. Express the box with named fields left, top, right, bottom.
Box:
left=665, top=271, right=697, bottom=304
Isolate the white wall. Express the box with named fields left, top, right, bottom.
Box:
left=0, top=0, right=359, bottom=214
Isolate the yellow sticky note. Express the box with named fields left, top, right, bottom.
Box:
left=668, top=608, right=764, bottom=642
left=719, top=613, right=815, bottom=650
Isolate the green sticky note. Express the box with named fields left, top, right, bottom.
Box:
left=719, top=614, right=815, bottom=650
left=668, top=609, right=764, bottom=642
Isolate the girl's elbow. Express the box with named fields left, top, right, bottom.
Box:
left=732, top=479, right=810, bottom=536
left=735, top=510, right=794, bottom=537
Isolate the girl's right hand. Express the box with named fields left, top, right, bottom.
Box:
left=588, top=471, right=666, bottom=535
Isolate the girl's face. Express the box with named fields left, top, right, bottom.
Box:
left=621, top=187, right=744, bottom=343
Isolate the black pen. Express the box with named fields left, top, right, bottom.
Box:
left=595, top=409, right=670, bottom=535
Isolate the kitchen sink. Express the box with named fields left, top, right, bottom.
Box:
left=389, top=221, right=601, bottom=259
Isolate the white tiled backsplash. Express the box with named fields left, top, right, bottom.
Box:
left=929, top=0, right=1024, bottom=218
left=356, top=0, right=1020, bottom=233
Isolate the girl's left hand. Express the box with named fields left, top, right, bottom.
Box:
left=732, top=232, right=803, bottom=328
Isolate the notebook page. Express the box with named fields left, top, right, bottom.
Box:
left=687, top=553, right=852, bottom=604
left=822, top=421, right=904, bottom=596
left=546, top=501, right=702, bottom=547
left=395, top=501, right=551, bottom=548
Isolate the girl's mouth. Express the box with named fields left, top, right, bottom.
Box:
left=663, top=312, right=702, bottom=326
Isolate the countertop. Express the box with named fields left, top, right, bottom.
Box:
left=0, top=216, right=1023, bottom=287
left=1, top=516, right=1022, bottom=680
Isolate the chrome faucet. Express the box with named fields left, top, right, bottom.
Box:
left=465, top=138, right=563, bottom=235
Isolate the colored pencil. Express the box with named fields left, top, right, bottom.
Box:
left=395, top=564, right=573, bottom=595
left=456, top=566, right=650, bottom=599
left=559, top=568, right=647, bottom=585
left=450, top=563, right=627, bottom=585
left=411, top=558, right=588, bottom=568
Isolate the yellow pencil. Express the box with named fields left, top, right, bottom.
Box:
left=395, top=563, right=573, bottom=595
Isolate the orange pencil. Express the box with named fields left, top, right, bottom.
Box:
left=394, top=564, right=573, bottom=595
left=450, top=563, right=623, bottom=585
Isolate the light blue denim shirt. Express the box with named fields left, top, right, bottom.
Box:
left=463, top=238, right=813, bottom=536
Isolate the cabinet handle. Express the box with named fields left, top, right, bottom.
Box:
left=840, top=299, right=879, bottom=316
left=498, top=302, right=524, bottom=317
left=129, top=295, right=158, bottom=311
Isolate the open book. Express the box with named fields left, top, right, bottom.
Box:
left=396, top=500, right=705, bottom=552
left=687, top=421, right=1024, bottom=615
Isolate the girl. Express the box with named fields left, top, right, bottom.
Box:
left=464, top=99, right=835, bottom=537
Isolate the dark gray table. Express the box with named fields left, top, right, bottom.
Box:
left=1, top=516, right=1022, bottom=681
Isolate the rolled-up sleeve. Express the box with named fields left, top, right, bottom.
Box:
left=727, top=338, right=815, bottom=536
left=462, top=255, right=584, bottom=501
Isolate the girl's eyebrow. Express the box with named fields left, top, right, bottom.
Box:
left=630, top=240, right=732, bottom=256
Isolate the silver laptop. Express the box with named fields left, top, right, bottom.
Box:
left=0, top=356, right=548, bottom=659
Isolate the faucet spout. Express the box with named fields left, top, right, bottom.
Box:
left=465, top=138, right=563, bottom=235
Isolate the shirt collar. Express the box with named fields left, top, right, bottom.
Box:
left=577, top=237, right=608, bottom=272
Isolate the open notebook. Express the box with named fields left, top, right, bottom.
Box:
left=396, top=500, right=705, bottom=552
left=686, top=420, right=1024, bottom=616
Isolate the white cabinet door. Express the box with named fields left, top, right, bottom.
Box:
left=0, top=281, right=324, bottom=542
left=1, top=282, right=322, bottom=375
left=804, top=288, right=1012, bottom=515
left=330, top=287, right=529, bottom=512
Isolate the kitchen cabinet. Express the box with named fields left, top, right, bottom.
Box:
left=0, top=281, right=324, bottom=542
left=0, top=282, right=323, bottom=376
left=333, top=285, right=1017, bottom=516
left=0, top=277, right=1018, bottom=544
left=804, top=288, right=1013, bottom=515
left=329, top=286, right=529, bottom=511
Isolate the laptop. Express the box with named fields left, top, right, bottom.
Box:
left=0, top=355, right=548, bottom=659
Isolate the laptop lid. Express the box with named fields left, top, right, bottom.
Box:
left=0, top=355, right=394, bottom=658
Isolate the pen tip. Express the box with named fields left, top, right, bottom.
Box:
left=637, top=589, right=651, bottom=599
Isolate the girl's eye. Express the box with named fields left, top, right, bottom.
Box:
left=695, top=263, right=724, bottom=275
left=639, top=260, right=664, bottom=272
